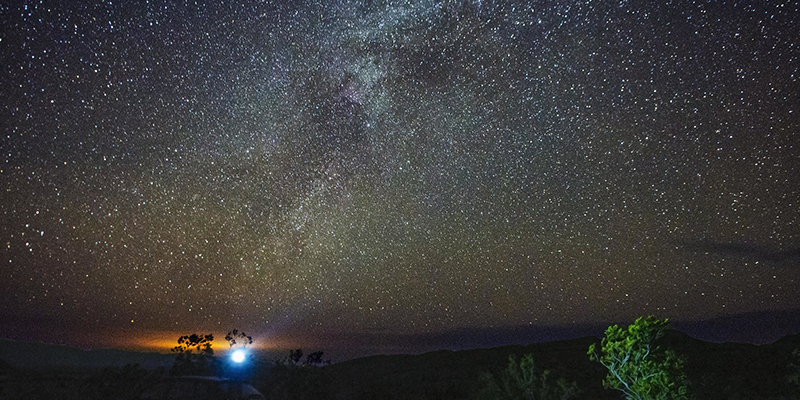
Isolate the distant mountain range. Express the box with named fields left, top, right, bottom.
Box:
left=312, top=329, right=800, bottom=400
left=672, top=308, right=800, bottom=344
left=3, top=307, right=800, bottom=367
left=313, top=308, right=800, bottom=359
left=2, top=327, right=800, bottom=399
left=2, top=308, right=800, bottom=370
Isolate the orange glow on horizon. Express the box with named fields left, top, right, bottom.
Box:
left=109, top=330, right=299, bottom=353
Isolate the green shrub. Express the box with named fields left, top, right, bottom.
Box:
left=478, top=353, right=579, bottom=400
left=789, top=348, right=800, bottom=396
left=588, top=316, right=688, bottom=400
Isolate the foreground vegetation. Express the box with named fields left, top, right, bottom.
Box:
left=1, top=318, right=799, bottom=400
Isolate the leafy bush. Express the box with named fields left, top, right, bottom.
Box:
left=789, top=348, right=800, bottom=396
left=588, top=316, right=688, bottom=400
left=478, top=353, right=579, bottom=400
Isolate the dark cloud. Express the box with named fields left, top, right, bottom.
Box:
left=681, top=241, right=800, bottom=264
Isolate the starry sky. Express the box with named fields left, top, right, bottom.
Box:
left=2, top=0, right=799, bottom=356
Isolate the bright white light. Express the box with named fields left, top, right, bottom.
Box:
left=231, top=349, right=246, bottom=363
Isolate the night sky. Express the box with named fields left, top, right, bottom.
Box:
left=2, top=0, right=799, bottom=356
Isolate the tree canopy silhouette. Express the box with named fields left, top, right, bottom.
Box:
left=170, top=333, right=216, bottom=376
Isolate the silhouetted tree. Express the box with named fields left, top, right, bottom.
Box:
left=305, top=351, right=330, bottom=367
left=170, top=333, right=217, bottom=376
left=289, top=348, right=304, bottom=365
left=225, top=329, right=253, bottom=348
left=283, top=349, right=331, bottom=367
left=263, top=348, right=332, bottom=400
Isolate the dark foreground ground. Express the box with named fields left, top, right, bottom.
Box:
left=2, top=330, right=799, bottom=400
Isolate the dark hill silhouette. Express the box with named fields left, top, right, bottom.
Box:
left=318, top=335, right=614, bottom=400
left=661, top=330, right=799, bottom=400
left=0, top=339, right=176, bottom=370
left=2, top=329, right=800, bottom=399
left=672, top=308, right=800, bottom=344
left=305, top=330, right=800, bottom=400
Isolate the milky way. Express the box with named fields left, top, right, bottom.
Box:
left=2, top=0, right=798, bottom=352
